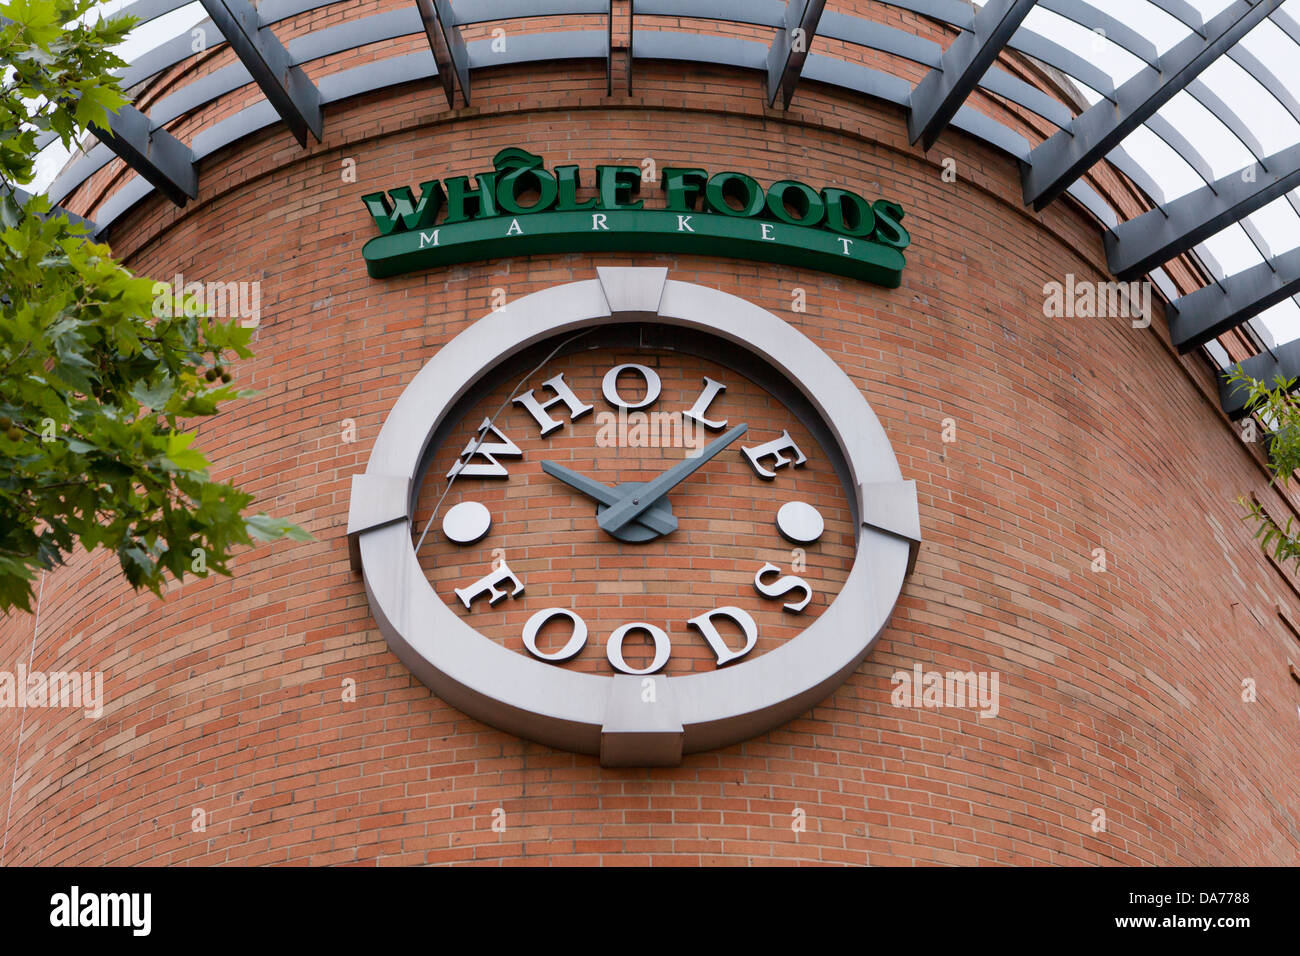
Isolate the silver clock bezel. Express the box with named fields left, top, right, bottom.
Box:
left=348, top=267, right=919, bottom=766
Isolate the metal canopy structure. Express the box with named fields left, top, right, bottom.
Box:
left=33, top=0, right=1300, bottom=418
left=198, top=0, right=322, bottom=147
left=415, top=0, right=470, bottom=108
left=1170, top=245, right=1300, bottom=353
left=1106, top=140, right=1300, bottom=281
left=907, top=0, right=1038, bottom=150
left=1022, top=0, right=1287, bottom=210
left=89, top=103, right=197, bottom=207
left=767, top=0, right=828, bottom=109
left=1221, top=334, right=1300, bottom=417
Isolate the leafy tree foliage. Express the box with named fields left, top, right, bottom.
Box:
left=0, top=0, right=308, bottom=613
left=1226, top=367, right=1300, bottom=567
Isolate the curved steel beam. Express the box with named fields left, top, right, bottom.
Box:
left=47, top=0, right=1299, bottom=351
left=77, top=0, right=1274, bottom=243
left=416, top=0, right=468, bottom=108
left=1221, top=329, right=1300, bottom=419
left=81, top=30, right=1111, bottom=235
left=1172, top=247, right=1300, bottom=354
left=90, top=103, right=196, bottom=207
left=199, top=0, right=322, bottom=147
left=767, top=0, right=828, bottom=109
left=907, top=0, right=1039, bottom=150
left=9, top=186, right=96, bottom=233
left=1105, top=140, right=1300, bottom=281
left=1022, top=0, right=1287, bottom=210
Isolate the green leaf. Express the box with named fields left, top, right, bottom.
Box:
left=131, top=376, right=175, bottom=410
left=164, top=440, right=209, bottom=473
left=2, top=0, right=62, bottom=47
left=72, top=82, right=128, bottom=131
left=0, top=0, right=308, bottom=614
left=246, top=514, right=315, bottom=543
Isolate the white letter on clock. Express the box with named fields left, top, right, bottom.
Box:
left=602, top=363, right=662, bottom=410
left=454, top=563, right=524, bottom=610
left=513, top=373, right=594, bottom=436
left=741, top=430, right=807, bottom=479
left=606, top=622, right=672, bottom=675
left=522, top=608, right=588, bottom=662
left=754, top=562, right=812, bottom=612
left=687, top=606, right=759, bottom=666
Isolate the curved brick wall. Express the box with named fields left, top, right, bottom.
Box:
left=3, top=11, right=1300, bottom=864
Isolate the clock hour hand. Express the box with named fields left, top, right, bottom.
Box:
left=597, top=423, right=748, bottom=535
left=540, top=460, right=677, bottom=536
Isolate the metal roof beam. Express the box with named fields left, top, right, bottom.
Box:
left=77, top=30, right=1120, bottom=234
left=766, top=0, right=827, bottom=109
left=89, top=104, right=197, bottom=207
left=1022, top=0, right=1285, bottom=211
left=1221, top=334, right=1300, bottom=419
left=1105, top=140, right=1300, bottom=280
left=1171, top=246, right=1300, bottom=354
left=1147, top=0, right=1205, bottom=35
left=416, top=0, right=470, bottom=108
left=199, top=0, right=322, bottom=148
left=906, top=0, right=1038, bottom=150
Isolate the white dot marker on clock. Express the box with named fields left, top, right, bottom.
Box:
left=442, top=501, right=492, bottom=544
left=775, top=501, right=824, bottom=544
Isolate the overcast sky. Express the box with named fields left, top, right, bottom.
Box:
left=33, top=0, right=1300, bottom=343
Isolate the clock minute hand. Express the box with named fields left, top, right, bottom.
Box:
left=540, top=460, right=677, bottom=535
left=597, top=423, right=748, bottom=535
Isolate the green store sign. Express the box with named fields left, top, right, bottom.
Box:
left=361, top=147, right=910, bottom=287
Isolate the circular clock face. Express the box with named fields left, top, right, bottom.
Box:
left=414, top=327, right=858, bottom=678
left=348, top=270, right=914, bottom=766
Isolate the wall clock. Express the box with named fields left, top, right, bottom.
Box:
left=347, top=268, right=920, bottom=766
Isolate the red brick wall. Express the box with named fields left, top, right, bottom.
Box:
left=5, top=32, right=1300, bottom=865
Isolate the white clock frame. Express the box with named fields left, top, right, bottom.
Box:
left=347, top=267, right=920, bottom=766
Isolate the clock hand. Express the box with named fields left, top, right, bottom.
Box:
left=540, top=460, right=625, bottom=506
left=540, top=460, right=677, bottom=535
left=596, top=423, right=748, bottom=535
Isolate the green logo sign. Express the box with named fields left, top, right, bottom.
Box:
left=362, top=148, right=910, bottom=287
